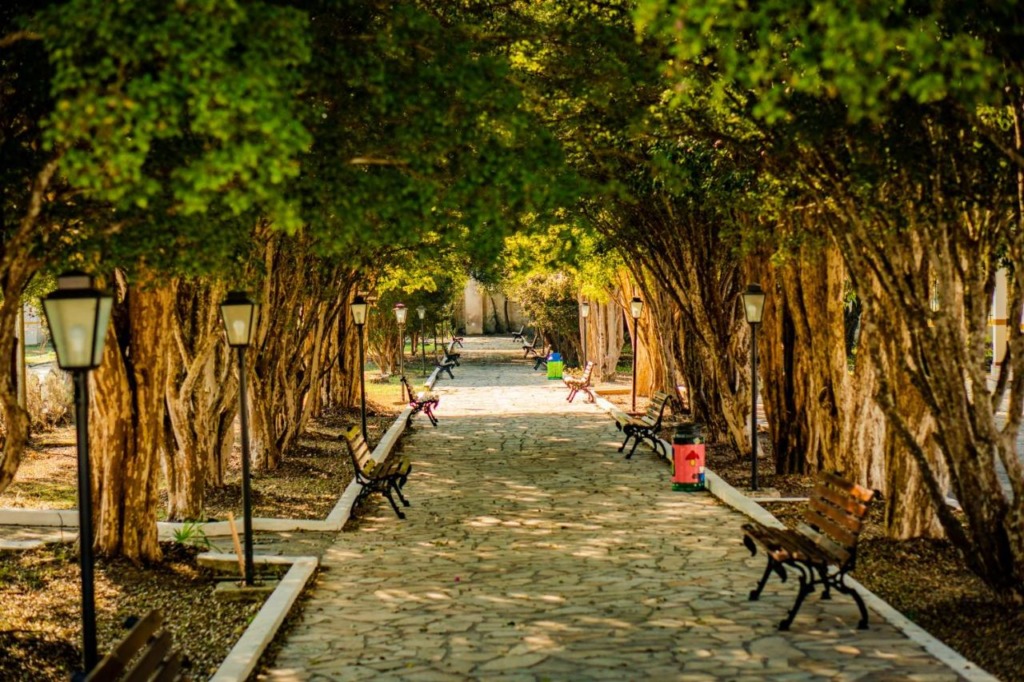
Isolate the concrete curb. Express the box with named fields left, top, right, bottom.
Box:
left=587, top=396, right=997, bottom=681
left=204, top=555, right=318, bottom=682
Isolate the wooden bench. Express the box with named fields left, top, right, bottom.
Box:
left=564, top=361, right=595, bottom=403
left=85, top=610, right=188, bottom=681
left=434, top=353, right=457, bottom=379
left=343, top=425, right=411, bottom=519
left=400, top=376, right=439, bottom=426
left=742, top=472, right=876, bottom=631
left=616, top=391, right=672, bottom=459
left=522, top=334, right=542, bottom=358
left=442, top=340, right=461, bottom=366
left=532, top=346, right=552, bottom=370
left=511, top=325, right=527, bottom=343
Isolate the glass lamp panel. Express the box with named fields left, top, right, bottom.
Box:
left=394, top=304, right=408, bottom=325
left=742, top=286, right=766, bottom=324
left=581, top=302, right=590, bottom=318
left=44, top=296, right=100, bottom=369
left=416, top=306, right=426, bottom=320
left=630, top=297, right=643, bottom=319
left=91, top=294, right=114, bottom=366
left=221, top=299, right=256, bottom=346
left=351, top=297, right=368, bottom=326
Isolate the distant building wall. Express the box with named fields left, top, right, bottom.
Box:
left=459, top=279, right=527, bottom=334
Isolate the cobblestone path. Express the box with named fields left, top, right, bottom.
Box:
left=263, top=338, right=965, bottom=681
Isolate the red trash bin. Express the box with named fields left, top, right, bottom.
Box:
left=672, top=423, right=705, bottom=491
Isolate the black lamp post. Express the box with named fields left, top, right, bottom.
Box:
left=580, top=301, right=590, bottom=365
left=42, top=271, right=113, bottom=675
left=220, top=291, right=260, bottom=586
left=629, top=296, right=643, bottom=413
left=417, top=306, right=427, bottom=377
left=394, top=303, right=407, bottom=400
left=742, top=283, right=766, bottom=491
left=352, top=295, right=369, bottom=440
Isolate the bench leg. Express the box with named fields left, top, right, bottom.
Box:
left=382, top=486, right=406, bottom=519
left=392, top=481, right=411, bottom=507
left=618, top=431, right=633, bottom=453
left=424, top=405, right=438, bottom=426
left=747, top=555, right=786, bottom=601
left=835, top=575, right=870, bottom=630
left=779, top=565, right=813, bottom=631
left=442, top=365, right=454, bottom=379
left=583, top=388, right=595, bottom=403
left=566, top=387, right=578, bottom=402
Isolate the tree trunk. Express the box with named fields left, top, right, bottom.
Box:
left=581, top=294, right=625, bottom=382
left=596, top=200, right=749, bottom=448
left=162, top=279, right=237, bottom=520
left=0, top=159, right=60, bottom=494
left=92, top=272, right=174, bottom=561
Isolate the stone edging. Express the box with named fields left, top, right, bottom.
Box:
left=195, top=554, right=318, bottom=682
left=588, top=397, right=998, bottom=682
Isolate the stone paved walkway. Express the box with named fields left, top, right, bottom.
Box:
left=262, top=338, right=965, bottom=681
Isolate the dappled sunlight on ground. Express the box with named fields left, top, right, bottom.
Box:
left=265, top=337, right=966, bottom=681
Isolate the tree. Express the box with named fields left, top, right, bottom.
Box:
left=637, top=0, right=1024, bottom=589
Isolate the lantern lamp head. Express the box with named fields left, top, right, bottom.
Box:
left=742, top=284, right=766, bottom=325
left=220, top=291, right=259, bottom=348
left=394, top=303, right=408, bottom=325
left=581, top=301, right=591, bottom=318
left=629, top=296, right=643, bottom=320
left=351, top=295, right=369, bottom=327
left=42, top=272, right=114, bottom=370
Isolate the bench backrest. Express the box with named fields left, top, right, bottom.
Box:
left=343, top=425, right=375, bottom=477
left=86, top=610, right=186, bottom=682
left=799, top=472, right=875, bottom=567
left=580, top=361, right=594, bottom=384
left=641, top=391, right=672, bottom=425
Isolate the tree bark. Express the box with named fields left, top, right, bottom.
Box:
left=162, top=279, right=237, bottom=520
left=91, top=272, right=174, bottom=561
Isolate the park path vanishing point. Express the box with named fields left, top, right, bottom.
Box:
left=263, top=337, right=968, bottom=682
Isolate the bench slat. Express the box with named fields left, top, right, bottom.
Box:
left=153, top=650, right=184, bottom=682
left=86, top=611, right=163, bottom=682
left=817, top=483, right=869, bottom=518
left=822, top=471, right=875, bottom=504
left=807, top=494, right=865, bottom=536
left=122, top=630, right=173, bottom=682
left=795, top=521, right=852, bottom=565
left=804, top=502, right=858, bottom=548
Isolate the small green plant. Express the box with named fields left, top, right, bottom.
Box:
left=172, top=521, right=211, bottom=550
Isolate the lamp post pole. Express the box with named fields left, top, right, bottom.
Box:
left=237, top=344, right=255, bottom=585
left=630, top=296, right=643, bottom=414
left=742, top=284, right=766, bottom=492
left=352, top=296, right=369, bottom=441
left=394, top=304, right=407, bottom=401
left=417, top=306, right=427, bottom=377
left=580, top=301, right=590, bottom=365
left=72, top=369, right=98, bottom=670
left=41, top=272, right=113, bottom=675
left=220, top=290, right=260, bottom=586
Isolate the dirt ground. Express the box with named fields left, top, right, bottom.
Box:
left=0, top=399, right=399, bottom=682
